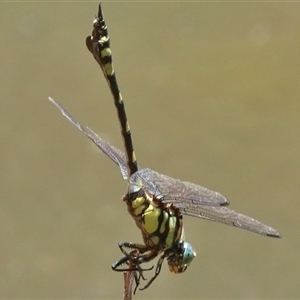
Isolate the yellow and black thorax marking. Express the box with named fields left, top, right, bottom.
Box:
left=123, top=189, right=183, bottom=249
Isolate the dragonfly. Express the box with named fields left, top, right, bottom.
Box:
left=48, top=3, right=281, bottom=292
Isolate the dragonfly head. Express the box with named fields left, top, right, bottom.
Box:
left=167, top=241, right=196, bottom=274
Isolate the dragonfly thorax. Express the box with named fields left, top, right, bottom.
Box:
left=124, top=184, right=184, bottom=249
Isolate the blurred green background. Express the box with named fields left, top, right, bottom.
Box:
left=1, top=1, right=299, bottom=299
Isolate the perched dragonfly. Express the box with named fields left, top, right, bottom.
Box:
left=49, top=3, right=281, bottom=292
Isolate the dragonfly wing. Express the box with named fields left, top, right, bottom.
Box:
left=129, top=168, right=229, bottom=206
left=129, top=168, right=281, bottom=238
left=179, top=204, right=281, bottom=238
left=48, top=97, right=130, bottom=180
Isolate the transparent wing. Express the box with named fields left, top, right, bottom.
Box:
left=129, top=168, right=281, bottom=238
left=129, top=168, right=229, bottom=206
left=48, top=99, right=281, bottom=238
left=180, top=203, right=281, bottom=238
left=48, top=97, right=130, bottom=180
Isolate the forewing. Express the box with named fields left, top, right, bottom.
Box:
left=48, top=97, right=129, bottom=180
left=129, top=168, right=229, bottom=206
left=129, top=168, right=281, bottom=238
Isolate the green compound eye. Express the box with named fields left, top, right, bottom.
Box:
left=182, top=242, right=196, bottom=267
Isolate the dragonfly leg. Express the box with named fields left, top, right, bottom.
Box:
left=118, top=241, right=147, bottom=256
left=112, top=241, right=166, bottom=291
left=139, top=252, right=167, bottom=291
left=111, top=242, right=154, bottom=272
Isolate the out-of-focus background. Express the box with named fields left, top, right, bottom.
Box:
left=1, top=2, right=299, bottom=299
